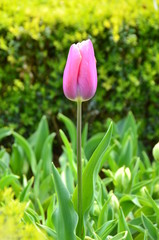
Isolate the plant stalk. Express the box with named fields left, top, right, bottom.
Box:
left=77, top=100, right=83, bottom=238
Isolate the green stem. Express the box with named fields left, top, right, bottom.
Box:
left=77, top=100, right=83, bottom=238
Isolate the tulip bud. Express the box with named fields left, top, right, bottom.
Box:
left=109, top=192, right=120, bottom=212
left=152, top=142, right=159, bottom=162
left=93, top=200, right=100, bottom=216
left=114, top=166, right=131, bottom=192
left=153, top=183, right=159, bottom=199
left=63, top=39, right=97, bottom=101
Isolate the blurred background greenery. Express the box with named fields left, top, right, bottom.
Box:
left=0, top=0, right=159, bottom=156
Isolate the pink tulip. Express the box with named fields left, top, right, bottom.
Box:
left=63, top=39, right=97, bottom=101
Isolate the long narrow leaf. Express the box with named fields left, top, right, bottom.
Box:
left=141, top=213, right=159, bottom=240
left=82, top=123, right=88, bottom=149
left=96, top=219, right=117, bottom=239
left=118, top=137, right=133, bottom=167
left=37, top=223, right=57, bottom=239
left=58, top=113, right=76, bottom=151
left=10, top=143, right=26, bottom=176
left=73, top=122, right=113, bottom=217
left=106, top=231, right=128, bottom=240
left=60, top=129, right=76, bottom=178
left=52, top=163, right=78, bottom=240
left=84, top=133, right=105, bottom=160
left=0, top=127, right=12, bottom=140
left=0, top=174, right=19, bottom=189
left=13, top=131, right=37, bottom=174
left=34, top=116, right=49, bottom=161
left=118, top=208, right=133, bottom=240
left=41, top=133, right=56, bottom=179
left=19, top=176, right=34, bottom=202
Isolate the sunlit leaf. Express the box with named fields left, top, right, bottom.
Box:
left=19, top=176, right=34, bottom=202
left=73, top=122, right=113, bottom=218
left=52, top=163, right=78, bottom=240
left=0, top=174, right=19, bottom=189
left=106, top=231, right=128, bottom=240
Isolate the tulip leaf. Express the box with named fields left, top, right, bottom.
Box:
left=19, top=176, right=34, bottom=202
left=117, top=112, right=137, bottom=140
left=120, top=195, right=141, bottom=216
left=41, top=133, right=56, bottom=179
left=39, top=174, right=54, bottom=203
left=58, top=113, right=76, bottom=151
left=73, top=122, right=113, bottom=217
left=0, top=148, right=10, bottom=168
left=128, top=223, right=145, bottom=234
left=96, top=219, right=117, bottom=239
left=118, top=137, right=133, bottom=167
left=107, top=231, right=128, bottom=240
left=82, top=123, right=88, bottom=149
left=46, top=195, right=55, bottom=228
left=62, top=164, right=74, bottom=194
left=10, top=143, right=26, bottom=176
left=118, top=208, right=133, bottom=240
left=131, top=180, right=152, bottom=194
left=0, top=174, right=19, bottom=189
left=143, top=187, right=159, bottom=216
left=13, top=131, right=37, bottom=175
left=85, top=233, right=102, bottom=240
left=0, top=127, right=12, bottom=140
left=141, top=213, right=159, bottom=240
left=84, top=133, right=105, bottom=160
left=52, top=163, right=78, bottom=240
left=97, top=198, right=111, bottom=228
left=33, top=158, right=43, bottom=196
left=36, top=198, right=45, bottom=224
left=100, top=143, right=116, bottom=170
left=0, top=160, right=7, bottom=172
left=31, top=116, right=49, bottom=161
left=37, top=223, right=57, bottom=239
left=142, top=151, right=151, bottom=168
left=59, top=129, right=76, bottom=178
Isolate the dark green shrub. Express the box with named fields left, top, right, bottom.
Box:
left=0, top=0, right=159, bottom=152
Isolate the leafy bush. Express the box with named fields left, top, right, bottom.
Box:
left=0, top=188, right=49, bottom=240
left=0, top=0, right=159, bottom=150
left=0, top=114, right=159, bottom=239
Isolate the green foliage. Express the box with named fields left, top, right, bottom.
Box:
left=0, top=188, right=49, bottom=240
left=0, top=114, right=159, bottom=239
left=59, top=112, right=159, bottom=239
left=0, top=0, right=159, bottom=150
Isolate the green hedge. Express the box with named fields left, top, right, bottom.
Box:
left=0, top=0, right=159, bottom=151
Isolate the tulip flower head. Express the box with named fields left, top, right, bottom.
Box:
left=63, top=39, right=97, bottom=101
left=153, top=142, right=159, bottom=162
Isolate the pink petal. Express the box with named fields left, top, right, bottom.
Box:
left=77, top=39, right=97, bottom=101
left=63, top=44, right=81, bottom=100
